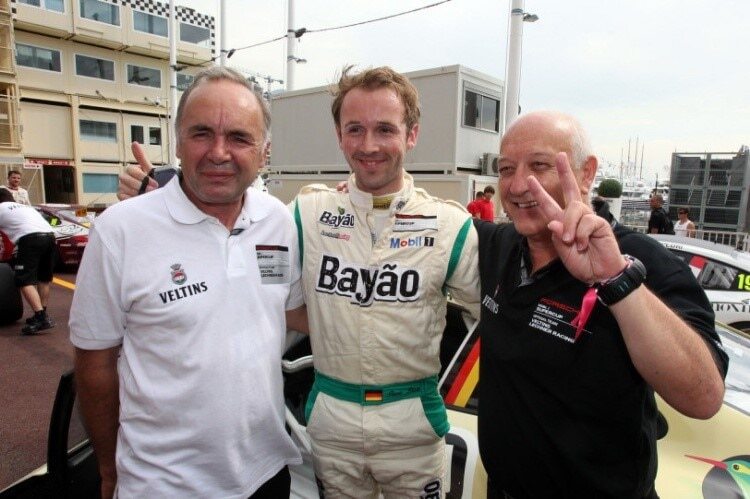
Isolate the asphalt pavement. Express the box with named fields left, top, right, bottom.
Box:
left=0, top=272, right=86, bottom=490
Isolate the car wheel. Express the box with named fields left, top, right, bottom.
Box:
left=729, top=321, right=750, bottom=334
left=0, top=262, right=23, bottom=325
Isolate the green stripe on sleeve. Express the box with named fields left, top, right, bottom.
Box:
left=294, top=199, right=304, bottom=267
left=445, top=217, right=471, bottom=285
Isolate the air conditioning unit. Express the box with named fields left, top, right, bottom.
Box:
left=482, top=153, right=500, bottom=176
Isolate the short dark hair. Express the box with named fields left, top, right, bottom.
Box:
left=475, top=191, right=484, bottom=199
left=0, top=187, right=15, bottom=203
left=483, top=185, right=495, bottom=195
left=678, top=208, right=689, bottom=215
left=175, top=66, right=270, bottom=142
left=7, top=170, right=20, bottom=179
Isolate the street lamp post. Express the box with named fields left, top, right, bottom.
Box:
left=503, top=0, right=538, bottom=133
left=286, top=0, right=297, bottom=90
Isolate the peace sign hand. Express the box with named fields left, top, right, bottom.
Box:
left=527, top=152, right=627, bottom=284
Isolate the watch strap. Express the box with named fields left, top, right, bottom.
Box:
left=596, top=255, right=646, bottom=306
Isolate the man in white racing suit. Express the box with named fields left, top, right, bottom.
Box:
left=293, top=66, right=480, bottom=498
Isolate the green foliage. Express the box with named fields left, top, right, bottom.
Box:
left=597, top=178, right=623, bottom=198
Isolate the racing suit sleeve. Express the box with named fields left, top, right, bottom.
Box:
left=445, top=217, right=481, bottom=319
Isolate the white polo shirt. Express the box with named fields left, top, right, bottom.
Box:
left=70, top=177, right=303, bottom=498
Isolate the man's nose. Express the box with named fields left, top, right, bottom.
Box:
left=207, top=136, right=231, bottom=163
left=505, top=166, right=529, bottom=195
left=360, top=131, right=379, bottom=153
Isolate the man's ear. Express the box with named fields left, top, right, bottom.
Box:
left=406, top=123, right=419, bottom=150
left=579, top=155, right=598, bottom=196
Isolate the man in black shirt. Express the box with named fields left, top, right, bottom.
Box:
left=476, top=111, right=728, bottom=499
left=647, top=194, right=674, bottom=234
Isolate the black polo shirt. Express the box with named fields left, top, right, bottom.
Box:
left=475, top=220, right=727, bottom=499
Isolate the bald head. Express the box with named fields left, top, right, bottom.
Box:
left=502, top=111, right=593, bottom=169
left=497, top=110, right=599, bottom=234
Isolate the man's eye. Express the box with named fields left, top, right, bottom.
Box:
left=530, top=162, right=551, bottom=170
left=231, top=135, right=252, bottom=145
left=498, top=165, right=514, bottom=176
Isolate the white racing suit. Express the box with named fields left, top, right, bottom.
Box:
left=293, top=173, right=480, bottom=498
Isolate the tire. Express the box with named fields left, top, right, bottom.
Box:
left=0, top=262, right=23, bottom=325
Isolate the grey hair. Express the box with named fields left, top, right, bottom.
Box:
left=504, top=111, right=594, bottom=169
left=175, top=66, right=271, bottom=143
left=567, top=116, right=593, bottom=169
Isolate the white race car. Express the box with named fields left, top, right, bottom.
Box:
left=652, top=234, right=750, bottom=333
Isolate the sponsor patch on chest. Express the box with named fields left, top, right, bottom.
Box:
left=158, top=262, right=208, bottom=303
left=318, top=210, right=355, bottom=229
left=315, top=254, right=421, bottom=306
left=256, top=245, right=291, bottom=284
left=389, top=235, right=434, bottom=249
left=393, top=214, right=438, bottom=232
left=529, top=297, right=581, bottom=343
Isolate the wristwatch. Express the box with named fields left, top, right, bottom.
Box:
left=597, top=255, right=647, bottom=306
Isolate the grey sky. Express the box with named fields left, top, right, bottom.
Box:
left=181, top=0, right=749, bottom=181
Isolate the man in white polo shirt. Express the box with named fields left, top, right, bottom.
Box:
left=70, top=67, right=307, bottom=499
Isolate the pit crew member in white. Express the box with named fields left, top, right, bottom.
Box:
left=70, top=68, right=307, bottom=499
left=293, top=66, right=480, bottom=498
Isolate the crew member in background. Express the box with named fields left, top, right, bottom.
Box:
left=470, top=185, right=496, bottom=222
left=647, top=193, right=674, bottom=234
left=466, top=190, right=484, bottom=218
left=0, top=187, right=55, bottom=334
left=674, top=207, right=696, bottom=237
left=2, top=170, right=31, bottom=205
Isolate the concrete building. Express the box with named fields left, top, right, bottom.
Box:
left=266, top=64, right=505, bottom=213
left=669, top=147, right=750, bottom=233
left=0, top=0, right=214, bottom=206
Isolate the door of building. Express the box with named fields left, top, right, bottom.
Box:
left=43, top=165, right=76, bottom=204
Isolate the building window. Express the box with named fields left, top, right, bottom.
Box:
left=177, top=73, right=194, bottom=91
left=16, top=43, right=61, bottom=72
left=133, top=10, right=167, bottom=37
left=463, top=90, right=500, bottom=132
left=83, top=173, right=119, bottom=193
left=149, top=127, right=161, bottom=145
left=79, top=0, right=120, bottom=26
left=80, top=120, right=117, bottom=142
left=180, top=22, right=210, bottom=47
left=131, top=125, right=144, bottom=144
left=18, top=0, right=64, bottom=13
left=75, top=54, right=115, bottom=80
left=127, top=64, right=161, bottom=88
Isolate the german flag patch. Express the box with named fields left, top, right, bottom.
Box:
left=364, top=390, right=383, bottom=402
